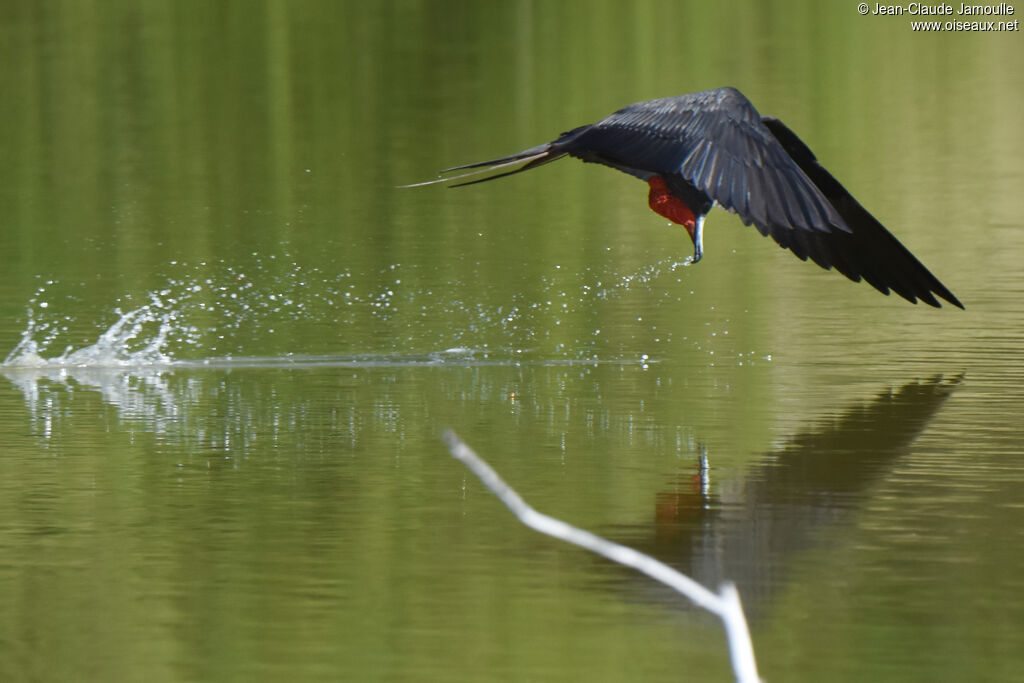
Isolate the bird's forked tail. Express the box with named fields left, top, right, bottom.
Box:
left=398, top=143, right=566, bottom=189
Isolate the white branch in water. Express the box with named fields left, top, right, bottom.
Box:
left=442, top=430, right=762, bottom=683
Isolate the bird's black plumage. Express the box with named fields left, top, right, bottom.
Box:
left=406, top=87, right=962, bottom=309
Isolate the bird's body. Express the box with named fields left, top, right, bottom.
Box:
left=406, top=87, right=962, bottom=308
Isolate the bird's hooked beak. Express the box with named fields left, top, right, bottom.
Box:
left=690, top=214, right=705, bottom=264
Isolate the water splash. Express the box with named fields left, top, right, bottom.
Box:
left=2, top=251, right=747, bottom=369
left=5, top=294, right=181, bottom=367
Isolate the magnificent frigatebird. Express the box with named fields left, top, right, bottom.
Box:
left=405, top=87, right=963, bottom=308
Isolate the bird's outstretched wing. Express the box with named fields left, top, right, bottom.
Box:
left=572, top=88, right=961, bottom=308
left=568, top=88, right=849, bottom=235
left=759, top=116, right=963, bottom=308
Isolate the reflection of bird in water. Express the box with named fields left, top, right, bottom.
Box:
left=406, top=87, right=962, bottom=308
left=612, top=376, right=962, bottom=618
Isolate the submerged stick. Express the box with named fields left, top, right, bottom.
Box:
left=442, top=430, right=761, bottom=683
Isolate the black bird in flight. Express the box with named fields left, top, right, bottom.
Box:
left=405, top=87, right=962, bottom=308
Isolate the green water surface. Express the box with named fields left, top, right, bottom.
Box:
left=1, top=2, right=1023, bottom=682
